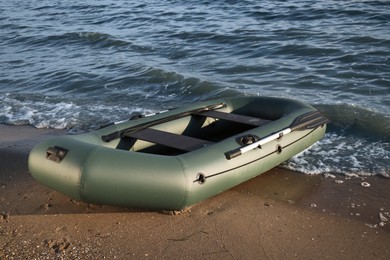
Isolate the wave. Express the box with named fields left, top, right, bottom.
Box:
left=282, top=131, right=390, bottom=178
left=4, top=30, right=155, bottom=56
left=282, top=102, right=390, bottom=177
left=43, top=31, right=142, bottom=52
left=0, top=92, right=155, bottom=132
left=317, top=103, right=390, bottom=142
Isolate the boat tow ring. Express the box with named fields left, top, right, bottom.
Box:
left=195, top=173, right=207, bottom=184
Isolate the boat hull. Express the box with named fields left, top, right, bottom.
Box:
left=28, top=96, right=327, bottom=210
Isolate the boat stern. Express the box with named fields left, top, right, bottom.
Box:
left=28, top=136, right=96, bottom=201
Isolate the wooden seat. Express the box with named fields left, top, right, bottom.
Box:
left=126, top=128, right=213, bottom=152
left=195, top=110, right=270, bottom=126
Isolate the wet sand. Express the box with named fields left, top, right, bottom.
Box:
left=1, top=124, right=389, bottom=259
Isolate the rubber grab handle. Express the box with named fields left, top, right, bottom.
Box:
left=225, top=149, right=242, bottom=160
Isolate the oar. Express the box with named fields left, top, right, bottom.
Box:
left=225, top=111, right=329, bottom=160
left=101, top=102, right=226, bottom=142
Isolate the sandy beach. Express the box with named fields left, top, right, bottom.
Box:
left=1, top=124, right=389, bottom=259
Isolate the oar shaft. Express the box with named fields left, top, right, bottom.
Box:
left=225, top=128, right=291, bottom=159
left=225, top=110, right=328, bottom=160
left=241, top=128, right=291, bottom=153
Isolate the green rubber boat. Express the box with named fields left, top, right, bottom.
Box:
left=28, top=96, right=328, bottom=210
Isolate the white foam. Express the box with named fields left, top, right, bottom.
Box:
left=0, top=93, right=154, bottom=131
left=281, top=132, right=390, bottom=178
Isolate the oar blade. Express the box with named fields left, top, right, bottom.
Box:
left=290, top=111, right=329, bottom=131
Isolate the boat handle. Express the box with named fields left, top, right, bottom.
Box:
left=46, top=146, right=68, bottom=163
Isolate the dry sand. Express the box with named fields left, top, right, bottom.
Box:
left=1, top=124, right=389, bottom=259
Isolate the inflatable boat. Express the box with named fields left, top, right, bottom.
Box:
left=28, top=96, right=328, bottom=210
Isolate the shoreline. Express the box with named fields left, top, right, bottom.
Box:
left=1, top=124, right=389, bottom=259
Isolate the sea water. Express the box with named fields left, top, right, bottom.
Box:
left=1, top=0, right=389, bottom=177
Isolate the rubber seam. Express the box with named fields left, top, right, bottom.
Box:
left=79, top=146, right=104, bottom=201
left=174, top=156, right=189, bottom=209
